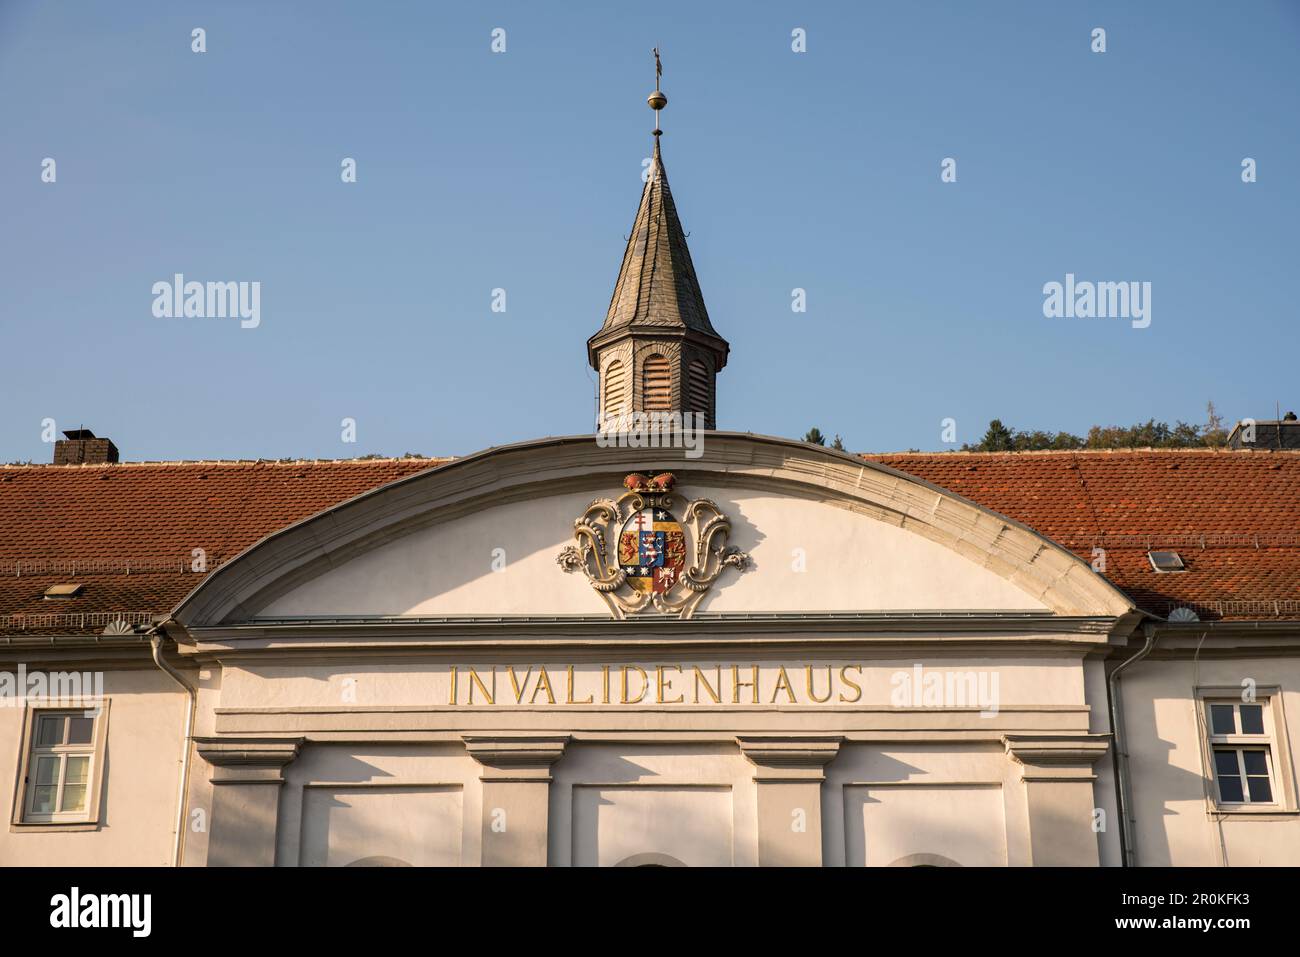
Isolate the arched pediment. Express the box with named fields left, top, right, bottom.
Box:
left=171, top=434, right=1135, bottom=629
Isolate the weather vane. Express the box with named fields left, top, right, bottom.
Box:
left=647, top=47, right=667, bottom=136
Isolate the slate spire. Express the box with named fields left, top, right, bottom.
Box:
left=588, top=55, right=729, bottom=431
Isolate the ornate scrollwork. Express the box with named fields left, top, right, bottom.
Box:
left=557, top=472, right=750, bottom=620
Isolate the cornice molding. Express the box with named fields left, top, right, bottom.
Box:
left=461, top=733, right=570, bottom=781
left=195, top=735, right=304, bottom=784
left=171, top=433, right=1137, bottom=629
left=738, top=735, right=843, bottom=781
left=1003, top=733, right=1109, bottom=782
left=177, top=612, right=1128, bottom=658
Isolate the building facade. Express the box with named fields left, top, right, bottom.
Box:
left=3, top=99, right=1299, bottom=868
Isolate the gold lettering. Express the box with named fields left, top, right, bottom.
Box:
left=450, top=662, right=861, bottom=707
left=531, top=666, right=556, bottom=704
left=805, top=665, right=833, bottom=704
left=693, top=665, right=722, bottom=704
left=507, top=666, right=532, bottom=704
left=468, top=666, right=495, bottom=705
left=621, top=665, right=648, bottom=704
left=838, top=665, right=863, bottom=703
left=771, top=666, right=797, bottom=704
left=566, top=665, right=594, bottom=705
left=656, top=665, right=684, bottom=704
left=732, top=664, right=759, bottom=704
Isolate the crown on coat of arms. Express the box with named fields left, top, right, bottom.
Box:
left=622, top=472, right=676, bottom=494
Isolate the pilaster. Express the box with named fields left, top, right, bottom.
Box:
left=738, top=735, right=842, bottom=866
left=196, top=736, right=303, bottom=867
left=463, top=734, right=570, bottom=867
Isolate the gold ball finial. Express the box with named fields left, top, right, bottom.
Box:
left=648, top=47, right=666, bottom=134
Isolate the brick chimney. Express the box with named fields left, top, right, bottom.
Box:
left=54, top=429, right=119, bottom=465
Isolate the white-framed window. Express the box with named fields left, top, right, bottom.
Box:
left=1206, top=698, right=1277, bottom=807
left=15, top=704, right=109, bottom=826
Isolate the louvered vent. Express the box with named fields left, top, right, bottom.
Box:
left=642, top=355, right=672, bottom=411
left=688, top=360, right=710, bottom=416
left=603, top=360, right=626, bottom=417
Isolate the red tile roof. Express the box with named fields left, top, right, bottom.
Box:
left=865, top=450, right=1300, bottom=621
left=0, top=459, right=441, bottom=636
left=2, top=448, right=1297, bottom=635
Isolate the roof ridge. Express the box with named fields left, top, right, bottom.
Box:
left=1, top=457, right=450, bottom=470
left=863, top=448, right=1298, bottom=456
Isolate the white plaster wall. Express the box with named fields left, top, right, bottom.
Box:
left=275, top=743, right=479, bottom=868
left=215, top=654, right=1086, bottom=711
left=0, top=670, right=186, bottom=866
left=826, top=743, right=1023, bottom=867
left=572, top=785, right=733, bottom=867
left=846, top=785, right=1007, bottom=866
left=299, top=785, right=462, bottom=867
left=552, top=743, right=756, bottom=867
left=203, top=650, right=1098, bottom=868
left=258, top=486, right=1048, bottom=619
left=1123, top=655, right=1300, bottom=866
left=1084, top=655, right=1123, bottom=866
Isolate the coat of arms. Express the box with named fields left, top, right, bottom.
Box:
left=557, top=472, right=749, bottom=619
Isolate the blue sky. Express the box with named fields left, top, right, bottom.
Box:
left=2, top=0, right=1297, bottom=460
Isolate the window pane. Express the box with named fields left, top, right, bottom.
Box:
left=1213, top=750, right=1244, bottom=802
left=36, top=715, right=65, bottom=747
left=1213, top=750, right=1239, bottom=777
left=1247, top=775, right=1273, bottom=803
left=1217, top=774, right=1245, bottom=803
left=1242, top=750, right=1269, bottom=776
left=66, top=716, right=93, bottom=745
left=60, top=784, right=87, bottom=813
left=1209, top=704, right=1236, bottom=735
left=59, top=756, right=90, bottom=813
left=1239, top=705, right=1265, bottom=735
left=31, top=785, right=56, bottom=814
left=63, top=755, right=88, bottom=785
left=34, top=755, right=59, bottom=786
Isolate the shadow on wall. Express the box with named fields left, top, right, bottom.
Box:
left=685, top=489, right=765, bottom=615
left=346, top=856, right=412, bottom=867
left=888, top=853, right=961, bottom=867
left=615, top=852, right=686, bottom=867
left=1127, top=674, right=1219, bottom=867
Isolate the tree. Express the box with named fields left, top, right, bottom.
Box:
left=1022, top=429, right=1082, bottom=451
left=962, top=404, right=1232, bottom=451
left=831, top=434, right=845, bottom=451
left=974, top=419, right=1014, bottom=452
left=1203, top=401, right=1228, bottom=447
left=803, top=428, right=826, bottom=446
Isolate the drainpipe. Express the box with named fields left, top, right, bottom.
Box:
left=1108, top=621, right=1159, bottom=867
left=147, top=620, right=195, bottom=868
